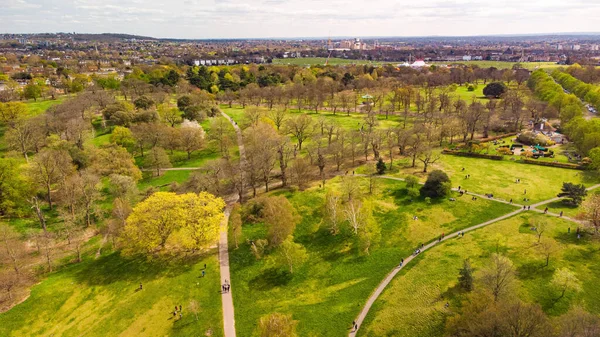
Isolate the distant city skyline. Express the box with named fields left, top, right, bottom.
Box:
left=1, top=0, right=599, bottom=39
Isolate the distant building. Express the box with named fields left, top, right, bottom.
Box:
left=411, top=59, right=428, bottom=68
left=462, top=55, right=472, bottom=61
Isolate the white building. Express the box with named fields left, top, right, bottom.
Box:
left=462, top=55, right=472, bottom=61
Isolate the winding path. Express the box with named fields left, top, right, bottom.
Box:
left=218, top=111, right=246, bottom=337
left=348, top=181, right=600, bottom=336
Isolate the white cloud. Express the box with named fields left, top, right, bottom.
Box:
left=0, top=0, right=598, bottom=38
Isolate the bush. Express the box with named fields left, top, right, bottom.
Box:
left=497, top=147, right=513, bottom=155
left=420, top=170, right=451, bottom=198
left=405, top=175, right=419, bottom=189
left=376, top=158, right=386, bottom=175
left=520, top=158, right=585, bottom=170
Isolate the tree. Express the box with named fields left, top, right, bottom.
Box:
left=23, top=82, right=42, bottom=101
left=325, top=191, right=343, bottom=235
left=0, top=224, right=27, bottom=276
left=0, top=159, right=28, bottom=216
left=418, top=146, right=441, bottom=173
left=481, top=253, right=515, bottom=302
left=110, top=126, right=135, bottom=148
left=552, top=268, right=582, bottom=301
left=27, top=148, right=74, bottom=209
left=458, top=258, right=474, bottom=292
left=262, top=196, right=300, bottom=247
left=532, top=218, right=548, bottom=242
left=558, top=182, right=587, bottom=206
left=158, top=104, right=182, bottom=127
left=420, top=170, right=451, bottom=198
left=405, top=175, right=419, bottom=189
left=272, top=236, right=308, bottom=273
left=88, top=144, right=142, bottom=181
left=285, top=114, right=313, bottom=150
left=538, top=238, right=559, bottom=267
left=145, top=147, right=171, bottom=177
left=121, top=192, right=224, bottom=255
left=483, top=81, right=507, bottom=98
left=256, top=313, right=298, bottom=337
left=376, top=158, right=386, bottom=175
left=579, top=194, right=600, bottom=233
left=557, top=306, right=600, bottom=337
left=178, top=124, right=205, bottom=159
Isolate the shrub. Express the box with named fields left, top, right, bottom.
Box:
left=483, top=82, right=507, bottom=98
left=420, top=170, right=451, bottom=198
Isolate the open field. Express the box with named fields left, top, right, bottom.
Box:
left=436, top=154, right=598, bottom=203
left=361, top=212, right=599, bottom=337
left=272, top=57, right=391, bottom=66
left=0, top=250, right=223, bottom=337
left=229, top=176, right=516, bottom=336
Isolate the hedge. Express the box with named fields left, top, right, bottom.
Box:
left=479, top=132, right=518, bottom=143
left=520, top=158, right=586, bottom=170
left=442, top=149, right=504, bottom=160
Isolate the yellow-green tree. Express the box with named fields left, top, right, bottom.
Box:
left=121, top=191, right=224, bottom=255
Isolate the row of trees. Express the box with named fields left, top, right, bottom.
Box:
left=553, top=70, right=600, bottom=110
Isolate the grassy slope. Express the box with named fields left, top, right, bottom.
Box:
left=0, top=250, right=223, bottom=337
left=229, top=177, right=515, bottom=336
left=362, top=213, right=600, bottom=337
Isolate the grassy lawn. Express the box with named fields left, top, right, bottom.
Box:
left=430, top=61, right=563, bottom=70
left=25, top=97, right=66, bottom=116
left=0, top=251, right=223, bottom=337
left=137, top=170, right=193, bottom=191
left=272, top=57, right=390, bottom=66
left=437, top=154, right=599, bottom=203
left=229, top=176, right=516, bottom=336
left=361, top=212, right=599, bottom=337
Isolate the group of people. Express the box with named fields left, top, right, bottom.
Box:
left=222, top=280, right=231, bottom=293
left=172, top=305, right=183, bottom=320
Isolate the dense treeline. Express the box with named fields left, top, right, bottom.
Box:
left=552, top=70, right=600, bottom=110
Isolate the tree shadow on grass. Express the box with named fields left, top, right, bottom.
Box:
left=73, top=251, right=203, bottom=286
left=516, top=261, right=554, bottom=280
left=249, top=268, right=292, bottom=291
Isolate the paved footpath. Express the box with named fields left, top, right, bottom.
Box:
left=217, top=111, right=245, bottom=337
left=349, top=181, right=600, bottom=336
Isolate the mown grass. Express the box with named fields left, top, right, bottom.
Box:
left=272, top=57, right=390, bottom=66
left=229, top=176, right=516, bottom=336
left=0, top=250, right=223, bottom=337
left=25, top=97, right=66, bottom=116
left=436, top=154, right=599, bottom=203
left=361, top=212, right=600, bottom=336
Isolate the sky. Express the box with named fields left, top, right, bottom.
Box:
left=1, top=0, right=599, bottom=39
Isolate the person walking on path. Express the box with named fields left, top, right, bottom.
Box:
left=139, top=283, right=143, bottom=290
left=560, top=211, right=563, bottom=217
left=544, top=207, right=548, bottom=214
left=202, top=270, right=205, bottom=277
left=568, top=227, right=571, bottom=233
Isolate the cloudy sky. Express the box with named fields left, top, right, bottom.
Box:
left=1, top=0, right=599, bottom=39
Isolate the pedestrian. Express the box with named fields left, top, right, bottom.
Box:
left=510, top=198, right=513, bottom=203
left=523, top=205, right=526, bottom=209
left=524, top=189, right=527, bottom=194
left=222, top=284, right=225, bottom=292
left=560, top=211, right=563, bottom=217
left=352, top=171, right=355, bottom=175
left=173, top=311, right=177, bottom=318
left=462, top=167, right=465, bottom=171
left=528, top=206, right=531, bottom=210
left=139, top=283, right=143, bottom=290
left=352, top=321, right=356, bottom=331
left=458, top=186, right=461, bottom=191
left=179, top=305, right=182, bottom=311
left=227, top=284, right=231, bottom=292
left=544, top=207, right=548, bottom=214
left=465, top=175, right=468, bottom=179
left=204, top=264, right=206, bottom=269
left=175, top=306, right=178, bottom=313
left=468, top=174, right=470, bottom=178
left=202, top=270, right=205, bottom=277
left=568, top=227, right=571, bottom=233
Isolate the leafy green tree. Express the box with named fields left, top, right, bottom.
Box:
left=420, top=170, right=451, bottom=198
left=483, top=82, right=507, bottom=98
left=458, top=258, right=474, bottom=292
left=0, top=159, right=28, bottom=216
left=121, top=191, right=224, bottom=255
left=405, top=175, right=419, bottom=189
left=262, top=196, right=300, bottom=247
left=133, top=95, right=154, bottom=110
left=552, top=268, right=582, bottom=301
left=23, top=82, right=42, bottom=101
left=557, top=182, right=587, bottom=206
left=271, top=236, right=308, bottom=273
left=110, top=126, right=135, bottom=148
left=376, top=158, right=386, bottom=175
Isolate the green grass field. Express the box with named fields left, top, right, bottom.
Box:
left=436, top=154, right=599, bottom=203
left=361, top=212, right=599, bottom=337
left=25, top=97, right=67, bottom=116
left=430, top=61, right=563, bottom=70
left=229, top=176, right=516, bottom=336
left=0, top=250, right=223, bottom=337
left=272, top=57, right=390, bottom=66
